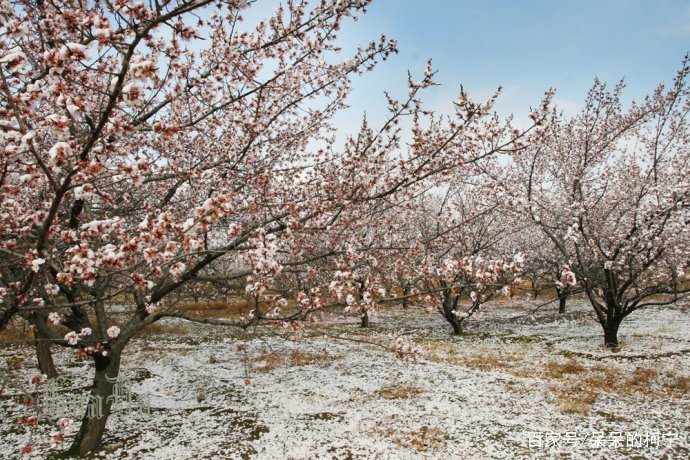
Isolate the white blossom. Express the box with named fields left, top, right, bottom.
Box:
left=31, top=258, right=45, bottom=272
left=48, top=312, right=62, bottom=325
left=64, top=331, right=78, bottom=345
left=107, top=325, right=120, bottom=338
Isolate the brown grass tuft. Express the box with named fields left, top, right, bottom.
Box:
left=543, top=359, right=587, bottom=379
left=0, top=318, right=30, bottom=342
left=664, top=375, right=690, bottom=396
left=627, top=366, right=657, bottom=387
left=137, top=322, right=190, bottom=337
left=176, top=298, right=250, bottom=319
left=386, top=426, right=450, bottom=452
left=558, top=393, right=595, bottom=415
left=377, top=385, right=423, bottom=400
left=460, top=353, right=507, bottom=372
left=246, top=350, right=341, bottom=373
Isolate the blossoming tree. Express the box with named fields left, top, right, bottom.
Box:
left=409, top=184, right=525, bottom=335
left=509, top=61, right=690, bottom=346
left=505, top=223, right=578, bottom=313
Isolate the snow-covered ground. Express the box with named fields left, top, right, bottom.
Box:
left=1, top=298, right=688, bottom=459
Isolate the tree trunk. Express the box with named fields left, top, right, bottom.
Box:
left=35, top=329, right=58, bottom=378
left=357, top=280, right=368, bottom=328
left=444, top=304, right=463, bottom=335
left=440, top=292, right=463, bottom=335
left=603, top=317, right=622, bottom=347
left=67, top=351, right=121, bottom=455
left=402, top=283, right=410, bottom=309
left=557, top=289, right=568, bottom=314
left=558, top=295, right=567, bottom=314
left=450, top=316, right=463, bottom=335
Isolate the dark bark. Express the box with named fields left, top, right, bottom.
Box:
left=449, top=315, right=462, bottom=335
left=558, top=295, right=567, bottom=314
left=603, top=315, right=622, bottom=347
left=556, top=287, right=569, bottom=314
left=356, top=279, right=368, bottom=328
left=440, top=290, right=463, bottom=335
left=67, top=350, right=121, bottom=455
left=35, top=329, right=58, bottom=378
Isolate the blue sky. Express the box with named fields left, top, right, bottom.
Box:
left=241, top=1, right=690, bottom=128
left=328, top=0, right=690, bottom=125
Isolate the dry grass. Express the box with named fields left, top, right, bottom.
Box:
left=175, top=296, right=319, bottom=319
left=419, top=341, right=456, bottom=357
left=420, top=338, right=685, bottom=406
left=246, top=350, right=342, bottom=373
left=461, top=353, right=508, bottom=372
left=376, top=385, right=423, bottom=400
left=176, top=298, right=251, bottom=319
left=543, top=360, right=677, bottom=401
left=0, top=318, right=31, bottom=342
left=425, top=340, right=683, bottom=418
left=550, top=368, right=653, bottom=416
left=664, top=375, right=690, bottom=396
left=541, top=360, right=596, bottom=415
left=423, top=341, right=532, bottom=376
left=385, top=426, right=450, bottom=452
left=542, top=359, right=587, bottom=379
left=581, top=364, right=663, bottom=395
left=544, top=363, right=686, bottom=417
left=5, top=355, right=23, bottom=370
left=627, top=366, right=657, bottom=387
left=558, top=393, right=596, bottom=415
left=137, top=322, right=190, bottom=337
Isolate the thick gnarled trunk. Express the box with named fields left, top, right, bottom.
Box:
left=67, top=351, right=121, bottom=456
